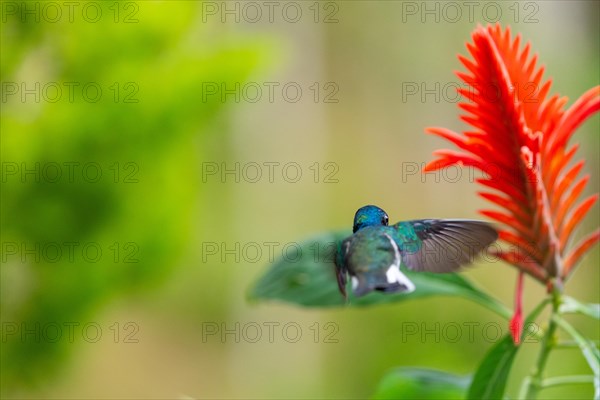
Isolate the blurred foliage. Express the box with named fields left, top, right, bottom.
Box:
left=1, top=1, right=269, bottom=391
left=371, top=367, right=470, bottom=399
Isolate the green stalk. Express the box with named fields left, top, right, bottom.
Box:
left=519, top=288, right=562, bottom=399
left=555, top=340, right=600, bottom=350
left=542, top=375, right=595, bottom=388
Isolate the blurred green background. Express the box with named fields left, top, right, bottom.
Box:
left=1, top=1, right=598, bottom=398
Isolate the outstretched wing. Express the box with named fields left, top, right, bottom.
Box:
left=394, top=220, right=498, bottom=273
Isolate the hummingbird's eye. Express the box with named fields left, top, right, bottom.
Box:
left=383, top=216, right=388, bottom=225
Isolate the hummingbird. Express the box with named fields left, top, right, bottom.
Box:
left=335, top=205, right=498, bottom=298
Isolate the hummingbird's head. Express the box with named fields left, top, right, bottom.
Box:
left=353, top=205, right=389, bottom=233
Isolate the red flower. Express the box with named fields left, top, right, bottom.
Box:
left=424, top=23, right=599, bottom=343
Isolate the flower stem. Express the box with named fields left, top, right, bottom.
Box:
left=520, top=287, right=562, bottom=399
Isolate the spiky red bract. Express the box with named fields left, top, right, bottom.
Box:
left=425, top=23, right=599, bottom=284
left=425, top=24, right=598, bottom=344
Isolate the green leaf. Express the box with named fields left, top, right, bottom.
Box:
left=467, top=299, right=549, bottom=400
left=560, top=296, right=600, bottom=320
left=249, top=231, right=511, bottom=318
left=371, top=367, right=470, bottom=400
left=467, top=335, right=517, bottom=400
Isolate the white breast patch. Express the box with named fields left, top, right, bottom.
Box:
left=383, top=233, right=415, bottom=292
